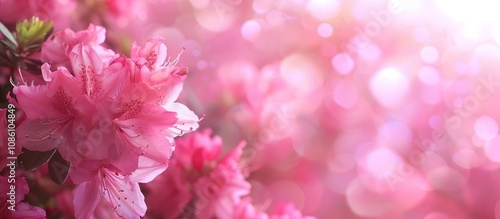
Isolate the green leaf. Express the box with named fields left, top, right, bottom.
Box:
left=48, top=150, right=70, bottom=185
left=0, top=22, right=17, bottom=47
left=17, top=148, right=57, bottom=171
left=16, top=17, right=52, bottom=48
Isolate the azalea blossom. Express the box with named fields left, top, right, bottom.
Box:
left=269, top=203, right=316, bottom=219
left=41, top=24, right=117, bottom=70
left=192, top=141, right=250, bottom=219
left=13, top=27, right=199, bottom=218
left=70, top=161, right=147, bottom=219
left=146, top=130, right=251, bottom=219
left=232, top=199, right=269, bottom=219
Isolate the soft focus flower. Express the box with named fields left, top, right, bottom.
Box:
left=0, top=0, right=58, bottom=26
left=7, top=0, right=500, bottom=218
left=146, top=130, right=251, bottom=219
left=232, top=199, right=269, bottom=219
left=192, top=141, right=250, bottom=219
left=269, top=203, right=315, bottom=219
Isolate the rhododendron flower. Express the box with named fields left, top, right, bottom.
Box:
left=232, top=199, right=269, bottom=219
left=41, top=24, right=117, bottom=70
left=130, top=37, right=198, bottom=138
left=16, top=40, right=198, bottom=169
left=13, top=25, right=199, bottom=218
left=71, top=161, right=147, bottom=219
left=192, top=142, right=250, bottom=219
left=0, top=175, right=46, bottom=219
left=269, top=203, right=315, bottom=219
left=146, top=130, right=251, bottom=219
left=146, top=129, right=224, bottom=218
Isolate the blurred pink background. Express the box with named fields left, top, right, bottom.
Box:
left=132, top=1, right=500, bottom=218
left=5, top=0, right=500, bottom=218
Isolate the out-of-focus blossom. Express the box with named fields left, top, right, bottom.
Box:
left=0, top=175, right=46, bottom=218
left=192, top=142, right=250, bottom=219
left=232, top=199, right=269, bottom=219
left=146, top=130, right=251, bottom=219
left=269, top=203, right=316, bottom=219
left=0, top=0, right=58, bottom=26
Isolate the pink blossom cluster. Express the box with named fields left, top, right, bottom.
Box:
left=146, top=129, right=314, bottom=219
left=3, top=0, right=500, bottom=218
left=12, top=25, right=200, bottom=218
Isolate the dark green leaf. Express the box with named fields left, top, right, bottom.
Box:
left=17, top=148, right=57, bottom=171
left=0, top=39, right=17, bottom=53
left=48, top=150, right=70, bottom=185
left=25, top=57, right=43, bottom=65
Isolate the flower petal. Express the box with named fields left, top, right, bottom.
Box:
left=73, top=179, right=102, bottom=219
left=70, top=44, right=104, bottom=98
left=101, top=168, right=147, bottom=219
left=129, top=156, right=168, bottom=183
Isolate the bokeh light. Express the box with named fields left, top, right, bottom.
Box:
left=3, top=0, right=500, bottom=218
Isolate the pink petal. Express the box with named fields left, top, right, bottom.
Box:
left=130, top=37, right=167, bottom=72
left=73, top=179, right=102, bottom=219
left=164, top=103, right=200, bottom=138
left=106, top=133, right=139, bottom=175
left=101, top=168, right=146, bottom=219
left=70, top=44, right=104, bottom=98
left=17, top=118, right=66, bottom=152
left=129, top=156, right=168, bottom=183
left=13, top=85, right=60, bottom=119
left=11, top=202, right=46, bottom=219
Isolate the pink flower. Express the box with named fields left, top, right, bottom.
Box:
left=192, top=142, right=251, bottom=219
left=70, top=161, right=146, bottom=219
left=41, top=24, right=117, bottom=70
left=269, top=203, right=316, bottom=219
left=145, top=129, right=222, bottom=218
left=144, top=162, right=192, bottom=219
left=129, top=37, right=199, bottom=137
left=16, top=39, right=198, bottom=170
left=14, top=28, right=199, bottom=218
left=0, top=175, right=46, bottom=219
left=233, top=199, right=269, bottom=219
left=71, top=157, right=170, bottom=219
left=144, top=130, right=250, bottom=219
left=53, top=190, right=74, bottom=218
left=173, top=129, right=222, bottom=172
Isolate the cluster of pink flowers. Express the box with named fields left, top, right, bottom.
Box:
left=146, top=129, right=314, bottom=219
left=3, top=0, right=500, bottom=218
left=0, top=16, right=316, bottom=217
left=12, top=24, right=201, bottom=218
